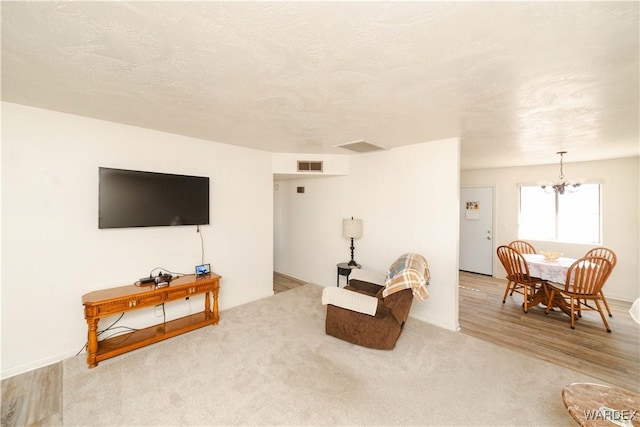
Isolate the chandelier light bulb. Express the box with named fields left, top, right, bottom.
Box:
left=540, top=151, right=581, bottom=195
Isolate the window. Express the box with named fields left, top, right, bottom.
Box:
left=518, top=183, right=601, bottom=244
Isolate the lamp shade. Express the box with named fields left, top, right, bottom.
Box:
left=342, top=218, right=363, bottom=239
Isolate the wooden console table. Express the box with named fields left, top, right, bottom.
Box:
left=82, top=273, right=220, bottom=368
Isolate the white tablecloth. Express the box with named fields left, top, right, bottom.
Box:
left=523, top=253, right=576, bottom=284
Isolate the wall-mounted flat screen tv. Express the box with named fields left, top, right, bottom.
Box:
left=99, top=167, right=210, bottom=229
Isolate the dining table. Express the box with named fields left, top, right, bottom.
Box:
left=523, top=253, right=576, bottom=284
left=522, top=253, right=577, bottom=316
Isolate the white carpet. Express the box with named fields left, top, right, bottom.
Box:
left=63, top=284, right=602, bottom=426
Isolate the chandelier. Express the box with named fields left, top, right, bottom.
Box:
left=541, top=151, right=581, bottom=195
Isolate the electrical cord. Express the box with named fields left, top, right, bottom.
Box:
left=149, top=267, right=188, bottom=278
left=75, top=313, right=139, bottom=356
left=134, top=225, right=206, bottom=287
left=97, top=327, right=141, bottom=341
left=199, top=226, right=205, bottom=265
left=134, top=267, right=190, bottom=287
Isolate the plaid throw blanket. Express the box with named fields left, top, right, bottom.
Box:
left=382, top=253, right=431, bottom=301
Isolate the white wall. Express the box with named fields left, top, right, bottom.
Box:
left=1, top=102, right=274, bottom=378
left=274, top=139, right=460, bottom=331
left=462, top=157, right=640, bottom=301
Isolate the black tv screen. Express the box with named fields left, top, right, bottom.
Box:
left=99, top=167, right=210, bottom=229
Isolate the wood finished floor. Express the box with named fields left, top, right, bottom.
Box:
left=459, top=271, right=639, bottom=392
left=273, top=271, right=307, bottom=294
left=1, top=361, right=62, bottom=427
left=2, top=272, right=637, bottom=426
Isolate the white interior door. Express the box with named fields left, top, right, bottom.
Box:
left=460, top=186, right=494, bottom=275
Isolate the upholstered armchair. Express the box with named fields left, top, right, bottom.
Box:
left=322, top=253, right=430, bottom=350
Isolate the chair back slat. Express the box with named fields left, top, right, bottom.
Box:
left=497, top=245, right=531, bottom=282
left=508, top=240, right=537, bottom=255
left=584, top=247, right=617, bottom=283
left=584, top=247, right=617, bottom=267
left=566, top=256, right=612, bottom=295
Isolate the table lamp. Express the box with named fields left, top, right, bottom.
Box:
left=343, top=217, right=363, bottom=266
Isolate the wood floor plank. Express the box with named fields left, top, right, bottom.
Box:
left=273, top=271, right=307, bottom=293
left=0, top=362, right=62, bottom=427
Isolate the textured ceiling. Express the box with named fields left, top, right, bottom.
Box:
left=1, top=1, right=638, bottom=169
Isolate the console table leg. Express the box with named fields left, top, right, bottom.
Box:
left=213, top=291, right=219, bottom=325
left=204, top=290, right=211, bottom=313
left=86, top=318, right=99, bottom=368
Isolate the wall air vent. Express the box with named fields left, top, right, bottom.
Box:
left=297, top=161, right=323, bottom=172
left=333, top=139, right=387, bottom=153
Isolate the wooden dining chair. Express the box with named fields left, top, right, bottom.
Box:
left=584, top=247, right=617, bottom=317
left=497, top=245, right=546, bottom=313
left=508, top=240, right=537, bottom=255
left=545, top=256, right=613, bottom=332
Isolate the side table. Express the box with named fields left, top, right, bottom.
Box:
left=562, top=382, right=640, bottom=426
left=337, top=262, right=361, bottom=287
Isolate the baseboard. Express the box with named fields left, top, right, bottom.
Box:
left=1, top=350, right=77, bottom=380
left=273, top=271, right=307, bottom=285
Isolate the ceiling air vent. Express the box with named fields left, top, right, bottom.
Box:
left=333, top=139, right=387, bottom=153
left=297, top=160, right=323, bottom=172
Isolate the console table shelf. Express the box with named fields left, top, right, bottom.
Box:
left=82, top=273, right=220, bottom=368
